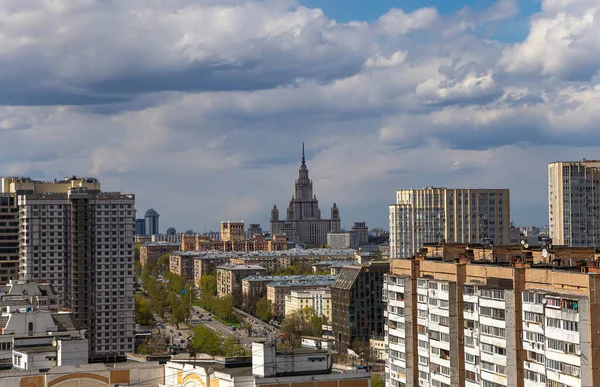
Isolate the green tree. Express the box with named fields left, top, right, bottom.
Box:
left=200, top=274, right=217, bottom=295
left=242, top=322, right=253, bottom=336
left=135, top=294, right=154, bottom=326
left=372, top=374, right=384, bottom=387
left=223, top=336, right=246, bottom=356
left=157, top=254, right=171, bottom=274
left=212, top=295, right=234, bottom=321
left=255, top=297, right=273, bottom=321
left=188, top=325, right=222, bottom=356
left=281, top=307, right=323, bottom=347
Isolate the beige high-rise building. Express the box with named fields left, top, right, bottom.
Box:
left=384, top=244, right=600, bottom=387
left=221, top=221, right=245, bottom=242
left=548, top=160, right=600, bottom=246
left=1, top=176, right=135, bottom=362
left=0, top=193, right=19, bottom=283
left=389, top=188, right=510, bottom=259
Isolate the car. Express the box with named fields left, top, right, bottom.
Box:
left=178, top=332, right=182, bottom=336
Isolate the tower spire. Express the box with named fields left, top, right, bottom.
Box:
left=302, top=142, right=305, bottom=165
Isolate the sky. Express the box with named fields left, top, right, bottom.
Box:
left=1, top=0, right=600, bottom=232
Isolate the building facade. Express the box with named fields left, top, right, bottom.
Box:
left=0, top=193, right=18, bottom=283
left=284, top=289, right=332, bottom=322
left=384, top=248, right=600, bottom=387
left=327, top=232, right=360, bottom=250
left=139, top=242, right=181, bottom=267
left=221, top=221, right=245, bottom=242
left=1, top=177, right=135, bottom=362
left=389, top=188, right=510, bottom=259
left=548, top=160, right=600, bottom=246
left=270, top=144, right=341, bottom=245
left=135, top=218, right=146, bottom=236
left=248, top=224, right=263, bottom=239
left=331, top=262, right=389, bottom=353
left=181, top=234, right=288, bottom=252
left=145, top=208, right=160, bottom=236
left=216, top=264, right=267, bottom=302
left=352, top=221, right=369, bottom=245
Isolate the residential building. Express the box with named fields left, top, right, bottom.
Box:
left=266, top=276, right=337, bottom=319
left=312, top=260, right=360, bottom=275
left=152, top=233, right=184, bottom=243
left=169, top=253, right=195, bottom=283
left=383, top=244, right=600, bottom=387
left=370, top=338, right=386, bottom=362
left=221, top=221, right=245, bottom=242
left=135, top=235, right=152, bottom=244
left=135, top=218, right=146, bottom=236
left=549, top=160, right=600, bottom=246
left=140, top=242, right=181, bottom=267
left=520, top=225, right=541, bottom=236
left=0, top=193, right=18, bottom=283
left=1, top=176, right=135, bottom=362
left=371, top=228, right=383, bottom=238
left=352, top=221, right=369, bottom=245
left=162, top=341, right=370, bottom=387
left=216, top=264, right=267, bottom=302
left=331, top=261, right=389, bottom=353
left=327, top=232, right=360, bottom=250
left=389, top=187, right=511, bottom=259
left=181, top=233, right=288, bottom=252
left=247, top=224, right=263, bottom=239
left=166, top=227, right=177, bottom=235
left=270, top=143, right=341, bottom=245
left=192, top=253, right=231, bottom=288
left=284, top=288, right=332, bottom=322
left=145, top=208, right=160, bottom=236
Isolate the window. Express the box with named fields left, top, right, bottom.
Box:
left=563, top=320, right=578, bottom=331
left=563, top=299, right=579, bottom=310
left=527, top=351, right=545, bottom=363
left=481, top=361, right=495, bottom=371
left=481, top=324, right=505, bottom=337
left=480, top=306, right=505, bottom=320
left=428, top=282, right=438, bottom=290
left=465, top=353, right=479, bottom=365
left=546, top=317, right=561, bottom=328
left=523, top=292, right=544, bottom=304
left=523, top=311, right=543, bottom=323
left=480, top=288, right=504, bottom=300
left=547, top=338, right=580, bottom=354
left=546, top=297, right=561, bottom=308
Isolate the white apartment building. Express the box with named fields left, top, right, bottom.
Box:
left=389, top=188, right=510, bottom=259
left=284, top=288, right=332, bottom=322
left=2, top=177, right=135, bottom=362
left=548, top=160, right=600, bottom=246
left=384, top=257, right=593, bottom=387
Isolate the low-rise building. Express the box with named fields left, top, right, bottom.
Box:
left=369, top=337, right=386, bottom=362
left=0, top=281, right=59, bottom=311
left=266, top=276, right=337, bottom=320
left=162, top=341, right=370, bottom=387
left=327, top=232, right=360, bottom=250
left=181, top=234, right=288, bottom=253
left=140, top=242, right=181, bottom=267
left=312, top=260, right=359, bottom=275
left=217, top=265, right=267, bottom=302
left=284, top=289, right=332, bottom=322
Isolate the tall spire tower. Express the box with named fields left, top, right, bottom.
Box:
left=270, top=142, right=341, bottom=245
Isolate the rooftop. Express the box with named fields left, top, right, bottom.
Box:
left=14, top=345, right=55, bottom=354
left=217, top=264, right=267, bottom=271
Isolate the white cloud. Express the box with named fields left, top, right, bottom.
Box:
left=1, top=0, right=600, bottom=230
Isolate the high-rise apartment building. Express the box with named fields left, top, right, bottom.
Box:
left=221, top=221, right=245, bottom=242
left=0, top=193, right=19, bottom=283
left=135, top=218, right=146, bottom=236
left=331, top=261, right=389, bottom=353
left=389, top=188, right=510, bottom=259
left=352, top=221, right=369, bottom=245
left=1, top=176, right=135, bottom=362
left=144, top=208, right=160, bottom=236
left=548, top=160, right=600, bottom=246
left=384, top=245, right=600, bottom=387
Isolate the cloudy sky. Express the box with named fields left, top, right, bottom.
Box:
left=1, top=0, right=599, bottom=232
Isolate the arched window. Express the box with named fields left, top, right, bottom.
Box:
left=28, top=322, right=33, bottom=336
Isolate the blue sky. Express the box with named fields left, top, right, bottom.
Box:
left=300, top=0, right=540, bottom=41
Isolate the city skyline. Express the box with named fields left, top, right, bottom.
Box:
left=1, top=1, right=598, bottom=232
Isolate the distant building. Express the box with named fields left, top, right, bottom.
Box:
left=311, top=260, right=360, bottom=275
left=145, top=208, right=160, bottom=236
left=221, top=221, right=245, bottom=242
left=331, top=261, right=390, bottom=353
left=351, top=221, right=369, bottom=245
left=519, top=225, right=540, bottom=236
left=549, top=160, right=600, bottom=246
left=389, top=187, right=510, bottom=259
left=135, top=218, right=146, bottom=236
left=166, top=227, right=177, bottom=235
left=0, top=193, right=18, bottom=283
left=152, top=233, right=184, bottom=243
left=285, top=288, right=332, bottom=322
left=267, top=276, right=337, bottom=320
left=327, top=232, right=360, bottom=250
left=139, top=242, right=181, bottom=267
left=370, top=227, right=383, bottom=238
left=270, top=143, right=341, bottom=245
left=0, top=281, right=60, bottom=311
left=181, top=233, right=287, bottom=253
left=369, top=337, right=386, bottom=362
left=247, top=224, right=263, bottom=239
left=216, top=264, right=267, bottom=301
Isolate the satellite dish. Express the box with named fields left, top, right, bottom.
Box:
left=523, top=243, right=529, bottom=249
left=521, top=240, right=526, bottom=245
left=52, top=340, right=57, bottom=347
left=542, top=249, right=548, bottom=258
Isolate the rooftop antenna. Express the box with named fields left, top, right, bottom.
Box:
left=302, top=142, right=306, bottom=165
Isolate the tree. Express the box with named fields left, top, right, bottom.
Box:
left=255, top=297, right=272, bottom=321
left=188, top=325, right=222, bottom=356
left=351, top=338, right=371, bottom=365
left=212, top=295, right=234, bottom=321
left=242, top=322, right=253, bottom=336
left=135, top=294, right=154, bottom=326
left=372, top=374, right=385, bottom=387
left=281, top=307, right=324, bottom=347
left=157, top=254, right=170, bottom=274
left=223, top=336, right=246, bottom=357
